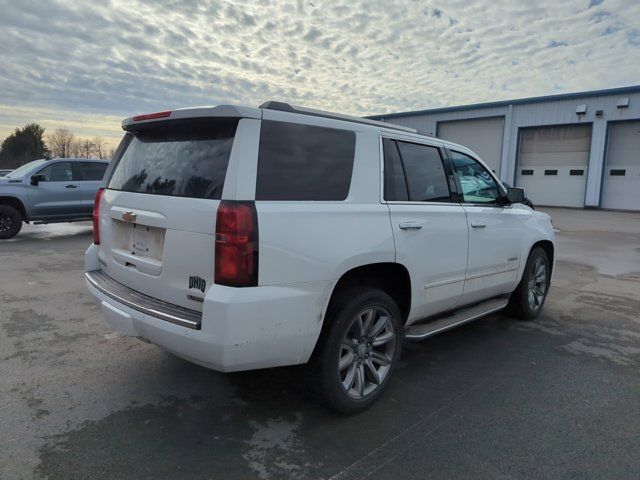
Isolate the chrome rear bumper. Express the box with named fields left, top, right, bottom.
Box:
left=85, top=270, right=201, bottom=330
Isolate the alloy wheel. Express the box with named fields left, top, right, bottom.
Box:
left=0, top=213, right=14, bottom=233
left=338, top=306, right=397, bottom=399
left=527, top=257, right=548, bottom=311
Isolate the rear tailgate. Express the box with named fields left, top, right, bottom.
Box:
left=96, top=117, right=239, bottom=311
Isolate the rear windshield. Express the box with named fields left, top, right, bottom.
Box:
left=108, top=118, right=238, bottom=199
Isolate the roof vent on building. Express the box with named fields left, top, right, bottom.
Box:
left=575, top=104, right=587, bottom=115
left=617, top=97, right=630, bottom=108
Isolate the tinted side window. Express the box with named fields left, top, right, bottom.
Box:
left=38, top=162, right=73, bottom=182
left=450, top=151, right=499, bottom=203
left=396, top=141, right=450, bottom=202
left=79, top=162, right=108, bottom=181
left=383, top=138, right=408, bottom=201
left=256, top=121, right=356, bottom=201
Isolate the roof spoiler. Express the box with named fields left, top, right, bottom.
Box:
left=122, top=105, right=261, bottom=130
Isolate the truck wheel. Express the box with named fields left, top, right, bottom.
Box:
left=311, top=288, right=403, bottom=414
left=507, top=247, right=550, bottom=320
left=0, top=205, right=22, bottom=239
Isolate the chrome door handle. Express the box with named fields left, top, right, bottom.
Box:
left=399, top=222, right=422, bottom=230
left=471, top=221, right=487, bottom=228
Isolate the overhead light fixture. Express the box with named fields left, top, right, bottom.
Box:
left=576, top=104, right=587, bottom=115
left=617, top=97, right=630, bottom=108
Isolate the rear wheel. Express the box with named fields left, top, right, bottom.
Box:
left=0, top=205, right=22, bottom=239
left=507, top=247, right=550, bottom=320
left=311, top=288, right=403, bottom=414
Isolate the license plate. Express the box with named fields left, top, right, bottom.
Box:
left=127, top=223, right=164, bottom=260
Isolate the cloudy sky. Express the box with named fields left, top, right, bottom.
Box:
left=0, top=0, right=639, bottom=146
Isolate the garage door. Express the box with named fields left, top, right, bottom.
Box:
left=516, top=124, right=591, bottom=208
left=438, top=117, right=504, bottom=175
left=601, top=121, right=640, bottom=211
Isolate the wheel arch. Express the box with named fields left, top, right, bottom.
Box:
left=311, top=262, right=412, bottom=358
left=0, top=196, right=28, bottom=221
left=327, top=263, right=411, bottom=322
left=530, top=239, right=554, bottom=276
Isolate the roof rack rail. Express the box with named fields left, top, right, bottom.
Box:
left=259, top=101, right=418, bottom=134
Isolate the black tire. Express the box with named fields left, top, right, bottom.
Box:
left=507, top=247, right=550, bottom=320
left=310, top=287, right=403, bottom=414
left=0, top=205, right=22, bottom=239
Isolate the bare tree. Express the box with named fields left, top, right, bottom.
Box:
left=107, top=147, right=117, bottom=160
left=79, top=139, right=94, bottom=158
left=47, top=128, right=75, bottom=158
left=93, top=137, right=106, bottom=159
left=69, top=138, right=97, bottom=158
left=70, top=139, right=80, bottom=158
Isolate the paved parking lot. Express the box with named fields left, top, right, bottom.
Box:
left=1, top=208, right=639, bottom=480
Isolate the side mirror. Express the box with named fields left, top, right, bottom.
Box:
left=506, top=187, right=526, bottom=204
left=30, top=174, right=45, bottom=186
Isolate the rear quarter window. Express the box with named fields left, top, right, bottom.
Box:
left=108, top=118, right=238, bottom=199
left=78, top=162, right=108, bottom=181
left=255, top=120, right=356, bottom=201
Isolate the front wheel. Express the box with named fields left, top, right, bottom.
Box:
left=311, top=288, right=403, bottom=414
left=0, top=205, right=22, bottom=239
left=507, top=247, right=550, bottom=320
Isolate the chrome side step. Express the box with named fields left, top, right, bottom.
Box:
left=404, top=297, right=508, bottom=341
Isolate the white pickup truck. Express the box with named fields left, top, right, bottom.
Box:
left=85, top=102, right=554, bottom=413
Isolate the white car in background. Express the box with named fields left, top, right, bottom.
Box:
left=85, top=102, right=554, bottom=413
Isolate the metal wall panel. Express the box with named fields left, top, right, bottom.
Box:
left=437, top=117, right=505, bottom=174
left=601, top=120, right=640, bottom=210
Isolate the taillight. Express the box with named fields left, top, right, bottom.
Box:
left=215, top=201, right=259, bottom=287
left=132, top=110, right=172, bottom=121
left=93, top=188, right=105, bottom=245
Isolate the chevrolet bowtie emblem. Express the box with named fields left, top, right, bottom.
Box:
left=122, top=211, right=137, bottom=223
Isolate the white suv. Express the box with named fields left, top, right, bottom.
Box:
left=85, top=102, right=554, bottom=413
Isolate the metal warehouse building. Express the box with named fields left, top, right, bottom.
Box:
left=371, top=85, right=640, bottom=211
